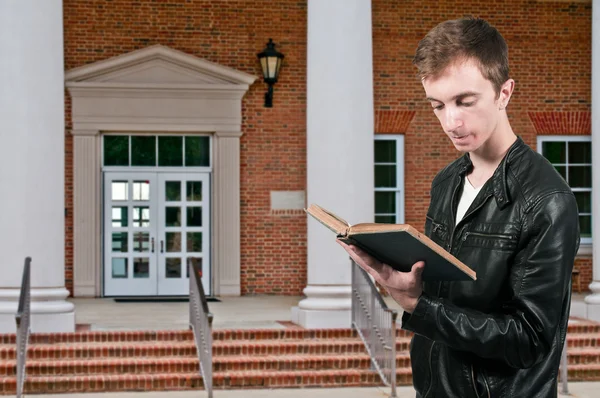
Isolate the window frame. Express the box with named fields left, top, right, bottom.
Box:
left=537, top=135, right=592, bottom=246
left=374, top=134, right=405, bottom=224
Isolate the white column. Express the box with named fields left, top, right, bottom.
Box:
left=0, top=0, right=75, bottom=333
left=586, top=0, right=600, bottom=321
left=293, top=0, right=374, bottom=328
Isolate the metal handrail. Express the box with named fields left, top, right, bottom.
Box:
left=15, top=257, right=32, bottom=398
left=351, top=259, right=397, bottom=398
left=559, top=336, right=569, bottom=394
left=188, top=260, right=213, bottom=398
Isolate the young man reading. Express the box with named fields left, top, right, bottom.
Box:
left=338, top=18, right=580, bottom=397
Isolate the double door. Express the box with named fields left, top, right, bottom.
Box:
left=103, top=172, right=210, bottom=296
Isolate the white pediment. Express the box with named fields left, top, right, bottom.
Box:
left=65, top=44, right=257, bottom=86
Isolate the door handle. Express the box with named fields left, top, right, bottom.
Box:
left=151, top=237, right=155, bottom=253
left=160, top=240, right=164, bottom=253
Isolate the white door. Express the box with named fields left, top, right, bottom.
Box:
left=157, top=173, right=211, bottom=296
left=104, top=173, right=158, bottom=296
left=103, top=172, right=211, bottom=296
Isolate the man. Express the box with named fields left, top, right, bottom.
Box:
left=338, top=17, right=580, bottom=397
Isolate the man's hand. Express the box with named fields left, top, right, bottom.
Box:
left=337, top=239, right=424, bottom=313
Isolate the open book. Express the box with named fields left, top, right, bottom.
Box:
left=305, top=204, right=476, bottom=281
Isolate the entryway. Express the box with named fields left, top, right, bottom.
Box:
left=103, top=171, right=210, bottom=297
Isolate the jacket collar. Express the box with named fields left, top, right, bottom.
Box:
left=456, top=136, right=524, bottom=210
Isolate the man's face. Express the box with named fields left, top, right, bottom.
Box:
left=422, top=58, right=509, bottom=154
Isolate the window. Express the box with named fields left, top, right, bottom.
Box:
left=537, top=136, right=592, bottom=244
left=103, top=135, right=211, bottom=167
left=374, top=135, right=405, bottom=224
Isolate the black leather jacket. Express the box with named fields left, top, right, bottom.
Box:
left=402, top=137, right=580, bottom=398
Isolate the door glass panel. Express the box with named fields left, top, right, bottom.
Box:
left=166, top=258, right=182, bottom=278
left=104, top=136, right=129, bottom=166
left=133, top=232, right=150, bottom=252
left=187, top=257, right=202, bottom=278
left=187, top=207, right=202, bottom=227
left=133, top=206, right=150, bottom=227
left=159, top=136, right=183, bottom=166
left=165, top=181, right=181, bottom=201
left=112, top=258, right=128, bottom=278
left=112, top=207, right=128, bottom=227
left=133, top=181, right=150, bottom=201
left=166, top=232, right=181, bottom=252
left=112, top=232, right=128, bottom=252
left=187, top=181, right=202, bottom=201
left=131, top=136, right=157, bottom=166
left=569, top=166, right=592, bottom=187
left=133, top=258, right=150, bottom=278
left=187, top=232, right=203, bottom=252
left=375, top=192, right=395, bottom=214
left=166, top=207, right=181, bottom=227
left=112, top=181, right=128, bottom=201
left=185, top=136, right=210, bottom=166
left=375, top=165, right=396, bottom=188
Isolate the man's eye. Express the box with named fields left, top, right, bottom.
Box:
left=460, top=101, right=475, bottom=107
left=432, top=104, right=444, bottom=110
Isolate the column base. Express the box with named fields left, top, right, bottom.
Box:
left=0, top=287, right=75, bottom=334
left=292, top=285, right=352, bottom=329
left=583, top=281, right=600, bottom=322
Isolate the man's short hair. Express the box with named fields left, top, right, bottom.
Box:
left=413, top=17, right=510, bottom=96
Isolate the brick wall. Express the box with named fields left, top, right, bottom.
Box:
left=63, top=0, right=592, bottom=296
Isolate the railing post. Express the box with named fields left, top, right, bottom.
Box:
left=390, top=310, right=398, bottom=398
left=560, top=336, right=569, bottom=394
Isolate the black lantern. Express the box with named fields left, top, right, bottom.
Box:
left=257, top=39, right=284, bottom=107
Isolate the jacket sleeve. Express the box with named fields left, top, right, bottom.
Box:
left=401, top=192, right=579, bottom=369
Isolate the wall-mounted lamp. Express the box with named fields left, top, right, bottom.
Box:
left=257, top=39, right=284, bottom=107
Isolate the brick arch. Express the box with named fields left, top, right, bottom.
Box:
left=374, top=110, right=416, bottom=134
left=528, top=111, right=591, bottom=135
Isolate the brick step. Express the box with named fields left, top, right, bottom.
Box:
left=566, top=363, right=600, bottom=381
left=0, top=368, right=414, bottom=394
left=0, top=352, right=413, bottom=377
left=565, top=333, right=600, bottom=348
left=0, top=328, right=414, bottom=345
left=567, top=347, right=600, bottom=365
left=0, top=338, right=412, bottom=361
left=568, top=320, right=600, bottom=334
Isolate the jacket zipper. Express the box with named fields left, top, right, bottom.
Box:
left=462, top=231, right=515, bottom=241
left=471, top=364, right=491, bottom=398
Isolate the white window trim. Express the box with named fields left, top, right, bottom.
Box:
left=375, top=134, right=405, bottom=224
left=537, top=135, right=593, bottom=254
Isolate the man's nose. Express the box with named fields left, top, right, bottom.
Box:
left=443, top=108, right=463, bottom=132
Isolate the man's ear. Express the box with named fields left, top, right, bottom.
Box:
left=498, top=79, right=515, bottom=110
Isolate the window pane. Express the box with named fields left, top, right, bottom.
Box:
left=542, top=141, right=566, bottom=164
left=165, top=181, right=181, bottom=201
left=187, top=232, right=203, bottom=252
left=375, top=165, right=396, bottom=188
left=132, top=232, right=150, bottom=252
left=112, top=258, right=128, bottom=278
left=166, top=207, right=181, bottom=227
left=166, top=232, right=181, bottom=252
left=112, top=207, right=128, bottom=227
left=104, top=136, right=129, bottom=166
left=187, top=181, right=203, bottom=201
left=166, top=258, right=182, bottom=278
left=133, top=206, right=150, bottom=227
left=187, top=207, right=202, bottom=227
left=375, top=192, right=396, bottom=214
left=185, top=137, right=210, bottom=166
left=568, top=166, right=592, bottom=188
left=112, top=232, right=128, bottom=252
left=574, top=192, right=592, bottom=213
left=111, top=181, right=128, bottom=201
left=159, top=136, right=183, bottom=166
left=131, top=136, right=156, bottom=166
left=374, top=140, right=396, bottom=163
left=580, top=215, right=592, bottom=238
left=133, top=258, right=150, bottom=278
left=133, top=181, right=150, bottom=201
left=568, top=142, right=591, bottom=164
left=375, top=215, right=396, bottom=224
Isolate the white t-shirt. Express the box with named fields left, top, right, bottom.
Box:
left=456, top=177, right=483, bottom=225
